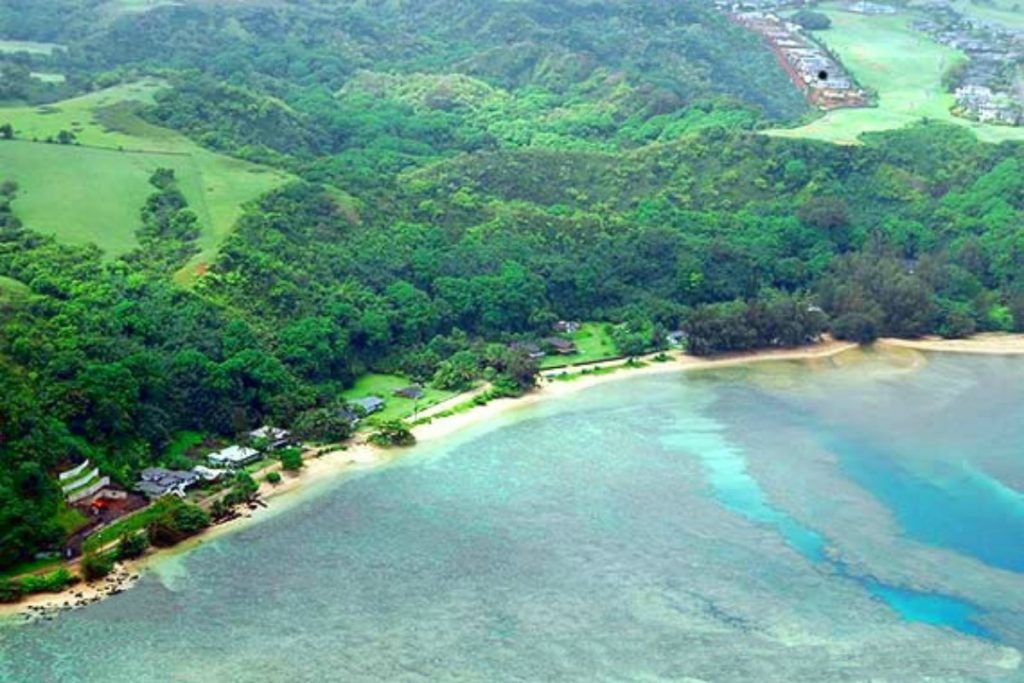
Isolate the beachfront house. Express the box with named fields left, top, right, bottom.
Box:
left=542, top=337, right=578, bottom=355
left=192, top=465, right=226, bottom=482
left=509, top=341, right=546, bottom=360
left=394, top=385, right=424, bottom=400
left=136, top=468, right=201, bottom=499
left=248, top=425, right=293, bottom=450
left=350, top=396, right=385, bottom=416
left=208, top=445, right=261, bottom=469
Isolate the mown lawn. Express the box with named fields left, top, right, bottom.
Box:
left=54, top=505, right=91, bottom=536
left=0, top=80, right=291, bottom=264
left=83, top=505, right=163, bottom=553
left=341, top=374, right=458, bottom=424
left=766, top=9, right=1024, bottom=145
left=162, top=430, right=205, bottom=463
left=539, top=322, right=620, bottom=369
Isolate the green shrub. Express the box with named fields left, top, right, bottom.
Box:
left=117, top=532, right=148, bottom=560
left=368, top=420, right=416, bottom=448
left=831, top=313, right=879, bottom=344
left=221, top=472, right=260, bottom=507
left=0, top=578, right=23, bottom=603
left=146, top=497, right=211, bottom=548
left=266, top=471, right=282, bottom=485
left=20, top=568, right=74, bottom=594
left=80, top=552, right=115, bottom=581
left=278, top=448, right=303, bottom=471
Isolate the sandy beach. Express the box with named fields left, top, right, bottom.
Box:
left=8, top=333, right=1016, bottom=619
left=878, top=334, right=1024, bottom=355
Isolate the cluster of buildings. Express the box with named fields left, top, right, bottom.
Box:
left=730, top=11, right=869, bottom=110
left=912, top=5, right=1024, bottom=126
left=954, top=84, right=1022, bottom=125
left=509, top=321, right=583, bottom=361
left=713, top=0, right=809, bottom=11
left=338, top=384, right=424, bottom=425
left=131, top=426, right=297, bottom=498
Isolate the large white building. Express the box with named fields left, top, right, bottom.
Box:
left=208, top=445, right=261, bottom=469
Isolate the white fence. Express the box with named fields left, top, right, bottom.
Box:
left=62, top=468, right=100, bottom=494
left=58, top=460, right=90, bottom=482
left=66, top=476, right=111, bottom=504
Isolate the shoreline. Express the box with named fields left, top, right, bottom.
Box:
left=878, top=334, right=1024, bottom=355
left=5, top=333, right=1021, bottom=620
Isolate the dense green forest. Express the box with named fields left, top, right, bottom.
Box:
left=1, top=0, right=1024, bottom=569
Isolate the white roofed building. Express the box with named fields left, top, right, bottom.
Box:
left=208, top=445, right=261, bottom=469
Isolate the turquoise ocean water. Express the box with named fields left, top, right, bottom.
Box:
left=1, top=350, right=1022, bottom=681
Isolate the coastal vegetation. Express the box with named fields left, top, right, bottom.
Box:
left=1, top=0, right=1024, bottom=580
left=144, top=497, right=209, bottom=548
left=368, top=421, right=417, bottom=449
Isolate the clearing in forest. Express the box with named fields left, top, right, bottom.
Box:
left=0, top=79, right=291, bottom=274
left=766, top=9, right=1024, bottom=144
left=0, top=40, right=63, bottom=55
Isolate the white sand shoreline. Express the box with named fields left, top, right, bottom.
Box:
left=878, top=334, right=1024, bottom=355
left=6, top=333, right=1022, bottom=619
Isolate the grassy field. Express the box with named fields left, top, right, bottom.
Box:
left=0, top=79, right=291, bottom=268
left=162, top=430, right=205, bottom=463
left=539, top=322, right=620, bottom=369
left=54, top=505, right=91, bottom=536
left=341, top=374, right=458, bottom=424
left=0, top=40, right=62, bottom=55
left=82, top=505, right=164, bottom=552
left=767, top=9, right=1024, bottom=144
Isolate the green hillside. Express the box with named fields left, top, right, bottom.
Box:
left=0, top=80, right=290, bottom=268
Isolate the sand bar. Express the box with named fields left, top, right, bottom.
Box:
left=878, top=334, right=1024, bottom=355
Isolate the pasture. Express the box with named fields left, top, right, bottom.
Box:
left=0, top=80, right=290, bottom=267
left=767, top=10, right=1024, bottom=144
